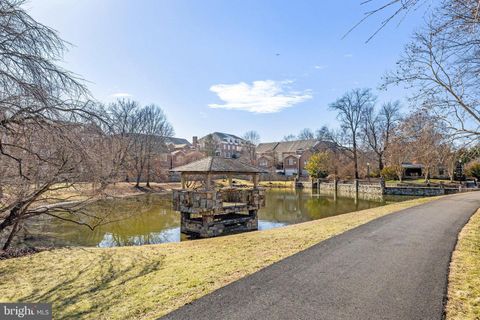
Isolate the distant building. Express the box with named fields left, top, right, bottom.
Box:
left=401, top=162, right=448, bottom=179
left=256, top=139, right=328, bottom=177
left=197, top=132, right=253, bottom=159
left=164, top=137, right=192, bottom=151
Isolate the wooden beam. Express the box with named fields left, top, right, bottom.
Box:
left=181, top=173, right=186, bottom=189
left=253, top=173, right=259, bottom=188
left=206, top=173, right=212, bottom=190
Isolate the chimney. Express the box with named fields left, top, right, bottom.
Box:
left=192, top=136, right=198, bottom=148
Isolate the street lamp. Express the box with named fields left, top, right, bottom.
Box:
left=367, top=162, right=371, bottom=183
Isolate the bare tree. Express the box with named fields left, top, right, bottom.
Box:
left=282, top=134, right=297, bottom=142
left=329, top=88, right=376, bottom=179
left=140, top=104, right=174, bottom=187
left=201, top=134, right=219, bottom=156
left=298, top=128, right=315, bottom=140
left=0, top=0, right=115, bottom=250
left=362, top=101, right=402, bottom=171
left=387, top=110, right=447, bottom=182
left=242, top=130, right=260, bottom=145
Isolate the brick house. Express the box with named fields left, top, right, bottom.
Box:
left=256, top=139, right=327, bottom=177
left=197, top=132, right=253, bottom=159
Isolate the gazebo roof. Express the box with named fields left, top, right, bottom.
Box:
left=170, top=156, right=266, bottom=174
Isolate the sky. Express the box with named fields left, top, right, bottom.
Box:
left=27, top=0, right=427, bottom=142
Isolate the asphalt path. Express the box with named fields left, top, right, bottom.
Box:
left=161, top=192, right=480, bottom=320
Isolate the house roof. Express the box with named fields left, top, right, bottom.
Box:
left=256, top=139, right=320, bottom=154
left=256, top=142, right=279, bottom=154
left=199, top=132, right=246, bottom=143
left=402, top=162, right=424, bottom=169
left=164, top=137, right=191, bottom=146
left=283, top=154, right=301, bottom=159
left=170, top=156, right=266, bottom=174
left=257, top=154, right=274, bottom=161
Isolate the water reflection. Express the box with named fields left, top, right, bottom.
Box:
left=23, top=189, right=405, bottom=248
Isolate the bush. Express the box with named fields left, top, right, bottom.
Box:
left=305, top=152, right=330, bottom=179
left=381, top=166, right=398, bottom=180
left=465, top=161, right=480, bottom=179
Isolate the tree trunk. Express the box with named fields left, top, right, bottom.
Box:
left=135, top=174, right=141, bottom=188
left=146, top=156, right=151, bottom=188
left=424, top=167, right=430, bottom=183
left=2, top=220, right=19, bottom=250
left=353, top=139, right=359, bottom=180
left=378, top=154, right=384, bottom=172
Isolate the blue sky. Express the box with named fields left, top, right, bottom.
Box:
left=28, top=0, right=426, bottom=142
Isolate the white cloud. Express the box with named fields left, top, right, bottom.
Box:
left=208, top=80, right=312, bottom=113
left=344, top=53, right=353, bottom=58
left=314, top=65, right=328, bottom=70
left=110, top=92, right=133, bottom=99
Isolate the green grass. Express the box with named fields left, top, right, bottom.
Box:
left=0, top=197, right=437, bottom=320
left=446, top=209, right=480, bottom=320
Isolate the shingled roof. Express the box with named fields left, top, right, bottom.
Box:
left=170, top=156, right=266, bottom=173
left=256, top=139, right=320, bottom=154
left=164, top=137, right=191, bottom=146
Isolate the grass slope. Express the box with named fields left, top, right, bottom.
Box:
left=446, top=209, right=480, bottom=320
left=0, top=197, right=436, bottom=320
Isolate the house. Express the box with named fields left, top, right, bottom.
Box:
left=197, top=132, right=253, bottom=159
left=401, top=162, right=449, bottom=179
left=164, top=137, right=192, bottom=151
left=256, top=139, right=328, bottom=177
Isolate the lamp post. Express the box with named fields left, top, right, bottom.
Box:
left=367, top=162, right=370, bottom=183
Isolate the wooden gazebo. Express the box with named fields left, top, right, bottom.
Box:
left=171, top=157, right=266, bottom=238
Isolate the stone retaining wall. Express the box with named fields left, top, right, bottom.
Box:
left=384, top=186, right=462, bottom=196
left=317, top=182, right=383, bottom=196
left=314, top=180, right=465, bottom=197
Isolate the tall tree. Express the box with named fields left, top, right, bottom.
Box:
left=329, top=88, right=376, bottom=179
left=381, top=1, right=480, bottom=140
left=282, top=134, right=297, bottom=142
left=404, top=111, right=447, bottom=182
left=362, top=101, right=402, bottom=171
left=0, top=0, right=111, bottom=249
left=298, top=128, right=315, bottom=140
left=242, top=130, right=260, bottom=145
left=140, top=104, right=174, bottom=187
left=202, top=134, right=218, bottom=156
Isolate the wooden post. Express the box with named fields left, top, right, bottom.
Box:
left=228, top=174, right=233, bottom=187
left=206, top=173, right=212, bottom=190
left=181, top=173, right=186, bottom=189
left=253, top=174, right=259, bottom=189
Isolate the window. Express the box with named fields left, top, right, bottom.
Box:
left=260, top=160, right=268, bottom=167
left=288, top=158, right=295, bottom=165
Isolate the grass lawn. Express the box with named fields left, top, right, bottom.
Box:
left=446, top=209, right=480, bottom=320
left=0, top=197, right=437, bottom=320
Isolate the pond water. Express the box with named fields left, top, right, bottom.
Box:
left=23, top=189, right=412, bottom=248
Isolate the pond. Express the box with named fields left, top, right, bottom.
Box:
left=22, top=189, right=413, bottom=248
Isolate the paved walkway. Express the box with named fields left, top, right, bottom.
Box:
left=162, top=192, right=480, bottom=320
